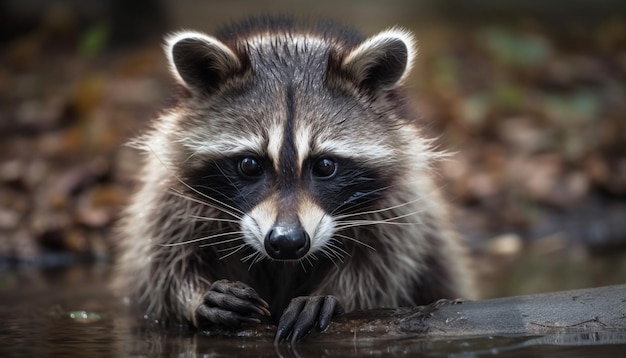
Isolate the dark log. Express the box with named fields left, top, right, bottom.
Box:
left=204, top=285, right=626, bottom=341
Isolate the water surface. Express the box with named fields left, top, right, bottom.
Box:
left=1, top=265, right=625, bottom=357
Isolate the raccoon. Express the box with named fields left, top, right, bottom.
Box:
left=113, top=16, right=475, bottom=343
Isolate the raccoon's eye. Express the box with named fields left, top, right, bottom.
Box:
left=238, top=157, right=263, bottom=178
left=312, top=157, right=337, bottom=179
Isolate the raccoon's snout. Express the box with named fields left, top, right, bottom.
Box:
left=264, top=225, right=311, bottom=260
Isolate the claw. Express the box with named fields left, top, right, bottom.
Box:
left=195, top=280, right=269, bottom=330
left=275, top=297, right=306, bottom=343
left=275, top=295, right=344, bottom=343
left=212, top=280, right=270, bottom=311
left=290, top=296, right=323, bottom=343
left=203, top=291, right=269, bottom=316
left=317, top=296, right=344, bottom=332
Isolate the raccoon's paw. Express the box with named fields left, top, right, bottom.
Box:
left=274, top=295, right=344, bottom=343
left=195, top=279, right=270, bottom=329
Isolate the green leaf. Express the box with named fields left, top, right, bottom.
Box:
left=78, top=23, right=110, bottom=58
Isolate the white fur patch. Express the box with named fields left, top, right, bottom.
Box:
left=293, top=122, right=398, bottom=170
left=241, top=195, right=278, bottom=256
left=179, top=133, right=264, bottom=159
left=245, top=32, right=329, bottom=51
left=298, top=198, right=335, bottom=253
left=266, top=123, right=284, bottom=171
left=294, top=124, right=312, bottom=171
left=242, top=194, right=336, bottom=260
left=314, top=137, right=395, bottom=164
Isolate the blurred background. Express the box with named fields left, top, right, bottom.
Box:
left=1, top=0, right=625, bottom=299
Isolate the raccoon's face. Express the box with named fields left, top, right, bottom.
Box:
left=164, top=26, right=417, bottom=261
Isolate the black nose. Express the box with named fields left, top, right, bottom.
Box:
left=264, top=226, right=311, bottom=260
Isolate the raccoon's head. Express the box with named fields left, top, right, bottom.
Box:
left=161, top=23, right=428, bottom=261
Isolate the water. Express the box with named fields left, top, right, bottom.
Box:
left=1, top=265, right=625, bottom=357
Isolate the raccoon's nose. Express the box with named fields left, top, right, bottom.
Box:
left=264, top=226, right=311, bottom=260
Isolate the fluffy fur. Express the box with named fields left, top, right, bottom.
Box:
left=113, top=16, right=475, bottom=333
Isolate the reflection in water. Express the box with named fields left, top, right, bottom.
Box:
left=1, top=266, right=625, bottom=357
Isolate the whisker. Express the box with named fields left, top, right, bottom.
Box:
left=169, top=188, right=229, bottom=217
left=334, top=233, right=376, bottom=252
left=335, top=210, right=426, bottom=231
left=145, top=144, right=246, bottom=219
left=330, top=174, right=435, bottom=218
left=247, top=254, right=265, bottom=271
left=324, top=238, right=350, bottom=265
left=215, top=162, right=254, bottom=214
left=161, top=231, right=244, bottom=247
left=335, top=205, right=427, bottom=230
left=329, top=175, right=428, bottom=217
left=187, top=215, right=240, bottom=224
left=322, top=248, right=341, bottom=263
left=326, top=241, right=350, bottom=258
left=335, top=219, right=420, bottom=230
left=330, top=182, right=390, bottom=216
left=180, top=184, right=246, bottom=218
left=169, top=184, right=244, bottom=220
left=241, top=251, right=257, bottom=263
left=320, top=250, right=341, bottom=269
left=334, top=196, right=426, bottom=221
left=199, top=235, right=245, bottom=248
left=216, top=242, right=243, bottom=253
left=217, top=244, right=247, bottom=260
left=334, top=221, right=416, bottom=231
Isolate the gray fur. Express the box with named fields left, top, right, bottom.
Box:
left=113, top=17, right=476, bottom=329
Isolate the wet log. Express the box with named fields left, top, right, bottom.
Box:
left=206, top=285, right=626, bottom=341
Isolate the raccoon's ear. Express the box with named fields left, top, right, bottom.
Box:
left=340, top=28, right=415, bottom=91
left=165, top=31, right=245, bottom=94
